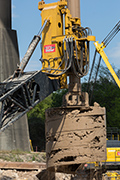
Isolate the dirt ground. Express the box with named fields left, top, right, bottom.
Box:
left=0, top=169, right=39, bottom=180
left=0, top=151, right=105, bottom=179
left=0, top=170, right=74, bottom=180
left=0, top=151, right=73, bottom=180
left=0, top=151, right=43, bottom=180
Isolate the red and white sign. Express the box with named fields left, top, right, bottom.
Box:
left=117, top=151, right=120, bottom=156
left=44, top=44, right=56, bottom=53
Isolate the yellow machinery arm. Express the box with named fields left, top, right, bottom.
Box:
left=94, top=41, right=120, bottom=88
left=93, top=21, right=120, bottom=88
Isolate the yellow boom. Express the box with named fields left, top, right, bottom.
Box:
left=94, top=41, right=120, bottom=88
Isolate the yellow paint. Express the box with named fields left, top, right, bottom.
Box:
left=29, top=139, right=34, bottom=152
left=38, top=0, right=96, bottom=88
left=40, top=2, right=63, bottom=71
left=112, top=134, right=114, bottom=140
left=39, top=0, right=67, bottom=88
left=52, top=35, right=95, bottom=43
left=106, top=172, right=119, bottom=179
left=106, top=148, right=120, bottom=162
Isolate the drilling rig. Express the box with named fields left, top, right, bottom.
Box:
left=0, top=0, right=108, bottom=179
left=38, top=1, right=106, bottom=179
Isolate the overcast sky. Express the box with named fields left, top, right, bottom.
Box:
left=12, top=0, right=120, bottom=73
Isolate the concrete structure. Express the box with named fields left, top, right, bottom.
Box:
left=0, top=0, right=11, bottom=29
left=0, top=0, right=19, bottom=81
left=0, top=0, right=30, bottom=151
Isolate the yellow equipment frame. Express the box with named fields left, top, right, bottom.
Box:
left=38, top=0, right=95, bottom=88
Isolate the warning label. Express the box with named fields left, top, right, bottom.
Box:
left=44, top=44, right=55, bottom=53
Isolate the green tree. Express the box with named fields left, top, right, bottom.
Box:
left=51, top=89, right=68, bottom=107
left=28, top=95, right=53, bottom=120
left=27, top=95, right=53, bottom=151
left=27, top=89, right=67, bottom=151
left=28, top=116, right=45, bottom=151
left=83, top=65, right=120, bottom=128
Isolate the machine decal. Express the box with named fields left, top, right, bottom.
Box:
left=117, top=151, right=120, bottom=156
left=44, top=44, right=56, bottom=53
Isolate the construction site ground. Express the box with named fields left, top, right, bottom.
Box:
left=0, top=151, right=45, bottom=180
left=0, top=151, right=116, bottom=179
left=0, top=151, right=75, bottom=180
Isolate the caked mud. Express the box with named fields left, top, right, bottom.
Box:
left=45, top=103, right=106, bottom=173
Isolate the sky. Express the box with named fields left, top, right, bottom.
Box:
left=12, top=0, right=120, bottom=74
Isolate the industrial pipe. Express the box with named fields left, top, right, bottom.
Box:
left=67, top=0, right=80, bottom=18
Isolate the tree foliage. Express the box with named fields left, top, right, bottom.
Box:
left=51, top=89, right=68, bottom=107
left=28, top=95, right=53, bottom=121
left=27, top=89, right=67, bottom=151
left=28, top=116, right=45, bottom=151
left=83, top=65, right=120, bottom=129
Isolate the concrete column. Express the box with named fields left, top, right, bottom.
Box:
left=0, top=0, right=11, bottom=29
left=0, top=0, right=30, bottom=151
left=67, top=0, right=80, bottom=18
